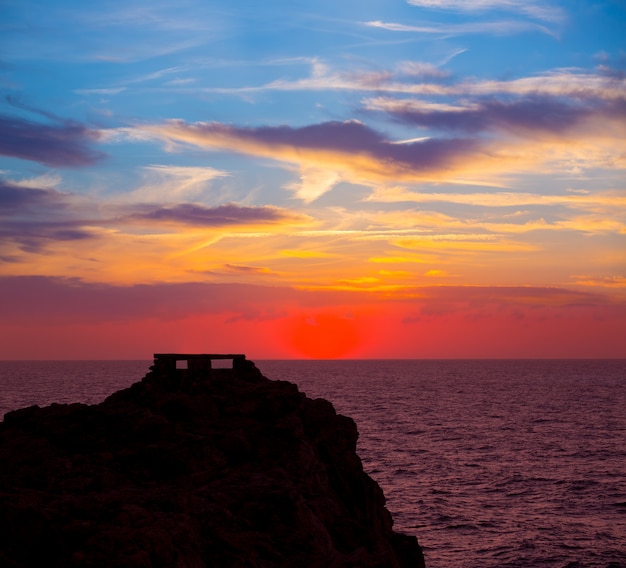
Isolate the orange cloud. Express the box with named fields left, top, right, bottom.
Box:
left=142, top=119, right=501, bottom=190
left=572, top=275, right=626, bottom=288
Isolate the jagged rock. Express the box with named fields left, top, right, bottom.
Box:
left=0, top=358, right=425, bottom=567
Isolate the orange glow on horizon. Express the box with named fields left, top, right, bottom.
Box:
left=284, top=313, right=361, bottom=359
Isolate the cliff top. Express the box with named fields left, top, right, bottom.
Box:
left=0, top=357, right=424, bottom=567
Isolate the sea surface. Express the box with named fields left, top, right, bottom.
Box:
left=1, top=359, right=625, bottom=568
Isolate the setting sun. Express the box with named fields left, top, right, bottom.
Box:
left=285, top=313, right=360, bottom=359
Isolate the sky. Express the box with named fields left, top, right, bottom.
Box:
left=1, top=0, right=625, bottom=359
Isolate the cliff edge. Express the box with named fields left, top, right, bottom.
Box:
left=0, top=356, right=425, bottom=567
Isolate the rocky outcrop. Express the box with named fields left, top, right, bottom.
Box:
left=0, top=358, right=425, bottom=567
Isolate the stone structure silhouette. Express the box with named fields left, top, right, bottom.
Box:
left=152, top=353, right=246, bottom=375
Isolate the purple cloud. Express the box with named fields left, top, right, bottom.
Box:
left=0, top=114, right=104, bottom=167
left=0, top=276, right=348, bottom=323
left=124, top=203, right=308, bottom=226
left=6, top=275, right=277, bottom=323
left=155, top=119, right=480, bottom=176
left=0, top=181, right=96, bottom=253
left=370, top=95, right=626, bottom=135
left=0, top=222, right=96, bottom=256
left=0, top=181, right=56, bottom=210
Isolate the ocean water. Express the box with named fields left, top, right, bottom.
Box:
left=1, top=359, right=625, bottom=568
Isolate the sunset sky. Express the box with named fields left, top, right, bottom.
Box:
left=1, top=0, right=625, bottom=359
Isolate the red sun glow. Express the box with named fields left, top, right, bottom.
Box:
left=286, top=313, right=360, bottom=359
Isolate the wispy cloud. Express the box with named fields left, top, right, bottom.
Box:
left=192, top=60, right=626, bottom=104
left=367, top=187, right=626, bottom=210
left=81, top=2, right=217, bottom=33
left=120, top=165, right=229, bottom=204
left=76, top=66, right=191, bottom=95
left=405, top=0, right=565, bottom=23
left=397, top=61, right=450, bottom=78
left=73, top=88, right=127, bottom=96
left=572, top=275, right=626, bottom=288
left=365, top=97, right=478, bottom=114
left=283, top=167, right=342, bottom=202
left=367, top=187, right=626, bottom=209
left=365, top=19, right=554, bottom=37
left=459, top=70, right=626, bottom=100
left=93, top=39, right=201, bottom=64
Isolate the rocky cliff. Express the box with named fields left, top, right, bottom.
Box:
left=0, top=358, right=425, bottom=567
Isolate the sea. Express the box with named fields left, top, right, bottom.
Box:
left=1, top=359, right=625, bottom=568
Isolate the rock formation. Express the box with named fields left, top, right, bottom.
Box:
left=0, top=356, right=425, bottom=567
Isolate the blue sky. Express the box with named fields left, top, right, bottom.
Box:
left=1, top=0, right=625, bottom=358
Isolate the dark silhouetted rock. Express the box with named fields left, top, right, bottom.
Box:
left=0, top=357, right=425, bottom=567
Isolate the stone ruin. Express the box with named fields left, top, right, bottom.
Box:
left=150, top=353, right=252, bottom=380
